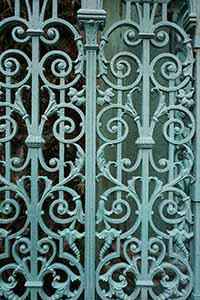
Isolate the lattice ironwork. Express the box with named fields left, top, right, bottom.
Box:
left=96, top=1, right=195, bottom=300
left=0, top=0, right=199, bottom=300
left=0, top=1, right=85, bottom=299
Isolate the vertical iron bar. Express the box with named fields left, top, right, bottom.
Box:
left=52, top=0, right=58, bottom=18
left=78, top=8, right=106, bottom=299
left=117, top=75, right=123, bottom=204
left=162, top=3, right=167, bottom=22
left=15, top=0, right=20, bottom=17
left=5, top=71, right=11, bottom=207
left=192, top=47, right=200, bottom=300
left=168, top=77, right=175, bottom=209
left=126, top=0, right=131, bottom=20
left=140, top=3, right=151, bottom=299
left=140, top=150, right=150, bottom=300
left=192, top=5, right=200, bottom=298
left=30, top=38, right=39, bottom=300
left=59, top=77, right=65, bottom=206
left=29, top=1, right=40, bottom=298
left=84, top=20, right=98, bottom=300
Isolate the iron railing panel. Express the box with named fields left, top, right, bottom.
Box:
left=0, top=0, right=199, bottom=300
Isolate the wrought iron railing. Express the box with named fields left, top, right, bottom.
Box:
left=0, top=0, right=199, bottom=300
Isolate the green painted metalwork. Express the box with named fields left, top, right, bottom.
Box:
left=0, top=1, right=85, bottom=299
left=0, top=0, right=199, bottom=299
left=95, top=1, right=196, bottom=300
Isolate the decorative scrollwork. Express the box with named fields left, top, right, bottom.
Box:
left=96, top=1, right=195, bottom=299
left=0, top=1, right=85, bottom=299
left=0, top=1, right=196, bottom=299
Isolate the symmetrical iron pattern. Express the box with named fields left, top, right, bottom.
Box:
left=0, top=0, right=199, bottom=300
left=0, top=1, right=86, bottom=299
left=96, top=1, right=195, bottom=300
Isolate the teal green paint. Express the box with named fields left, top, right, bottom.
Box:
left=96, top=1, right=195, bottom=299
left=139, top=4, right=152, bottom=297
left=29, top=1, right=40, bottom=298
left=81, top=0, right=103, bottom=9
left=84, top=19, right=98, bottom=300
left=192, top=3, right=200, bottom=298
left=0, top=0, right=198, bottom=299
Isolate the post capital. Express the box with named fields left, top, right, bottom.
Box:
left=77, top=8, right=107, bottom=30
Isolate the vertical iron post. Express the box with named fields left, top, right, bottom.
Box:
left=78, top=6, right=106, bottom=300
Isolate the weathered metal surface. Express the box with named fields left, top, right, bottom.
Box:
left=96, top=1, right=196, bottom=300
left=0, top=1, right=85, bottom=299
left=0, top=0, right=199, bottom=300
